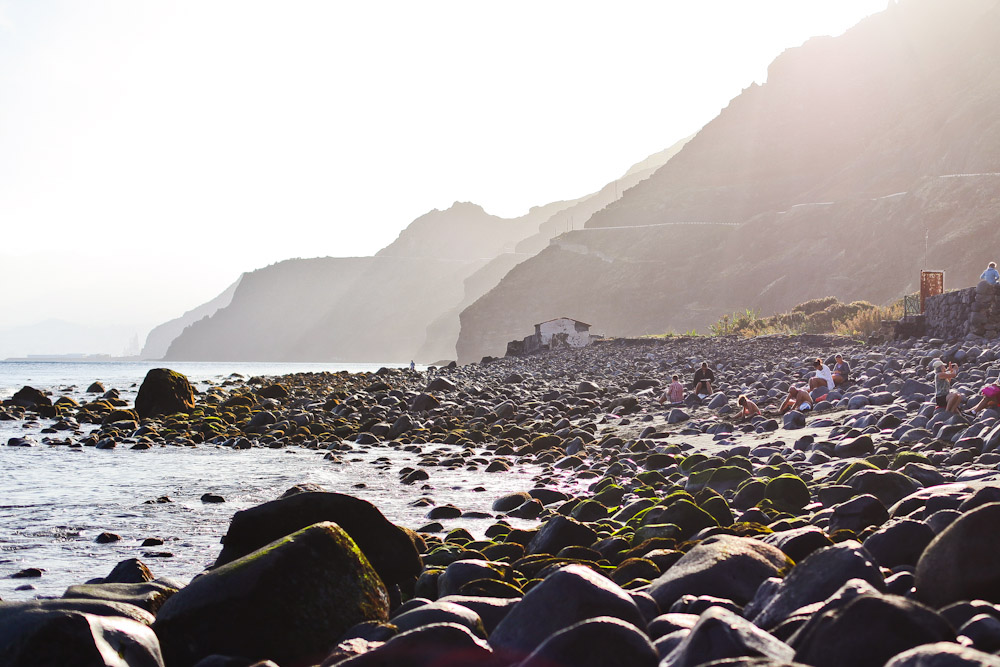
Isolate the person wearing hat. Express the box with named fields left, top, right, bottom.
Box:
left=934, top=360, right=963, bottom=414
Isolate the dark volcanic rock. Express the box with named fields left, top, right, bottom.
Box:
left=489, top=564, right=645, bottom=662
left=916, top=502, right=1000, bottom=608
left=332, top=622, right=494, bottom=667
left=154, top=522, right=389, bottom=667
left=519, top=616, right=659, bottom=667
left=661, top=607, right=794, bottom=667
left=0, top=610, right=163, bottom=667
left=647, top=535, right=791, bottom=611
left=214, top=491, right=421, bottom=587
left=791, top=594, right=954, bottom=667
left=134, top=369, right=195, bottom=418
left=525, top=515, right=598, bottom=556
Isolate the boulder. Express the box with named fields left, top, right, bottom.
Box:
left=63, top=581, right=178, bottom=614
left=0, top=599, right=155, bottom=626
left=916, top=502, right=1000, bottom=607
left=845, top=470, right=922, bottom=507
left=0, top=610, right=163, bottom=667
left=519, top=616, right=659, bottom=667
left=488, top=564, right=645, bottom=662
left=862, top=519, right=935, bottom=569
left=751, top=542, right=884, bottom=630
left=828, top=494, right=889, bottom=534
left=661, top=607, right=794, bottom=667
left=647, top=535, right=791, bottom=611
left=791, top=594, right=954, bottom=667
left=410, top=393, right=440, bottom=412
left=884, top=641, right=1000, bottom=666
left=426, top=377, right=457, bottom=392
left=154, top=522, right=390, bottom=667
left=525, top=515, right=597, bottom=556
left=214, top=491, right=421, bottom=587
left=10, top=386, right=51, bottom=408
left=333, top=622, right=494, bottom=666
left=134, top=369, right=195, bottom=418
left=389, top=600, right=485, bottom=637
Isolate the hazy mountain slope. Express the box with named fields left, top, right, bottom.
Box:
left=162, top=201, right=572, bottom=361
left=141, top=278, right=241, bottom=359
left=457, top=0, right=1000, bottom=362
left=413, top=138, right=693, bottom=361
left=164, top=257, right=370, bottom=361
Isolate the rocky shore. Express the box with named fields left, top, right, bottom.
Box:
left=5, top=333, right=1000, bottom=666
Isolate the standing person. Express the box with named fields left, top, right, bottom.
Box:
left=779, top=386, right=813, bottom=414
left=934, top=360, right=963, bottom=414
left=808, top=357, right=835, bottom=392
left=832, top=354, right=851, bottom=386
left=409, top=360, right=416, bottom=372
left=981, top=262, right=1000, bottom=285
left=692, top=362, right=715, bottom=398
left=659, top=375, right=685, bottom=405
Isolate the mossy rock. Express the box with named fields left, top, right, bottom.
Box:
left=653, top=499, right=718, bottom=540
left=706, top=466, right=753, bottom=493
left=679, top=453, right=709, bottom=473
left=865, top=454, right=891, bottom=469
left=152, top=522, right=389, bottom=667
left=632, top=523, right=682, bottom=546
left=570, top=499, right=608, bottom=522
left=732, top=479, right=767, bottom=510
left=135, top=369, right=195, bottom=419
left=890, top=451, right=932, bottom=470
left=835, top=459, right=880, bottom=484
left=700, top=495, right=735, bottom=527
left=763, top=474, right=811, bottom=511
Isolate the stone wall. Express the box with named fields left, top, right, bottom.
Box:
left=925, top=282, right=1000, bottom=339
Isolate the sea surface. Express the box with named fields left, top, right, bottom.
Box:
left=0, top=361, right=564, bottom=601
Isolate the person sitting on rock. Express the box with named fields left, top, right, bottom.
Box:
left=969, top=382, right=1000, bottom=415
left=692, top=362, right=715, bottom=398
left=832, top=354, right=851, bottom=386
left=934, top=360, right=964, bottom=415
left=658, top=375, right=685, bottom=405
left=808, top=357, right=835, bottom=392
left=737, top=394, right=760, bottom=418
left=779, top=386, right=812, bottom=414
left=981, top=262, right=1000, bottom=285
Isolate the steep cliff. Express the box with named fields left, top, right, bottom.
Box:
left=457, top=0, right=1000, bottom=362
left=141, top=278, right=241, bottom=359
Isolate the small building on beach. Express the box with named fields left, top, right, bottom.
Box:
left=507, top=317, right=596, bottom=356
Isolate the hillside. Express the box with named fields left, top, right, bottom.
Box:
left=456, top=0, right=1000, bottom=363
left=160, top=141, right=685, bottom=362
left=141, top=278, right=241, bottom=359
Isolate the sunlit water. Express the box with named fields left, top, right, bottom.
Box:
left=0, top=362, right=575, bottom=601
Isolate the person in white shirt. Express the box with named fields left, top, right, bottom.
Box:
left=808, top=357, right=835, bottom=392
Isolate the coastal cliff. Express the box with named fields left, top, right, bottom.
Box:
left=457, top=0, right=1000, bottom=362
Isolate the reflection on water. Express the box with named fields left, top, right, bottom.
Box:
left=0, top=441, right=569, bottom=601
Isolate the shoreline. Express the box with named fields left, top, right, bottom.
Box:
left=3, top=333, right=1000, bottom=664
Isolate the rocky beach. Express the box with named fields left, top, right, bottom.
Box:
left=5, top=333, right=1000, bottom=666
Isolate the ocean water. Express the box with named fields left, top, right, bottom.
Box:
left=0, top=361, right=570, bottom=601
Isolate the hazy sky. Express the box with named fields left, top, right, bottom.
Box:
left=0, top=0, right=887, bottom=350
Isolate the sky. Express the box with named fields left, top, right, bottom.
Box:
left=0, top=0, right=888, bottom=355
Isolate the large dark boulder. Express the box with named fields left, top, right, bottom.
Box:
left=0, top=610, right=163, bottom=667
left=10, top=386, right=51, bottom=408
left=489, top=564, right=645, bottom=663
left=862, top=519, right=935, bottom=569
left=791, top=594, right=954, bottom=667
left=134, top=369, right=195, bottom=418
left=154, top=522, right=389, bottom=667
left=750, top=542, right=884, bottom=630
left=647, top=535, right=791, bottom=611
left=519, top=616, right=659, bottom=667
left=0, top=598, right=155, bottom=626
left=916, top=502, right=1000, bottom=607
left=333, top=622, right=494, bottom=666
left=63, top=581, right=178, bottom=614
left=661, top=607, right=794, bottom=667
left=525, top=515, right=598, bottom=556
left=214, top=491, right=421, bottom=587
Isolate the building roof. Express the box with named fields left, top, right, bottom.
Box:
left=535, top=317, right=591, bottom=328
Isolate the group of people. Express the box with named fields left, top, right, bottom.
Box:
left=655, top=355, right=853, bottom=417
left=656, top=353, right=1000, bottom=422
